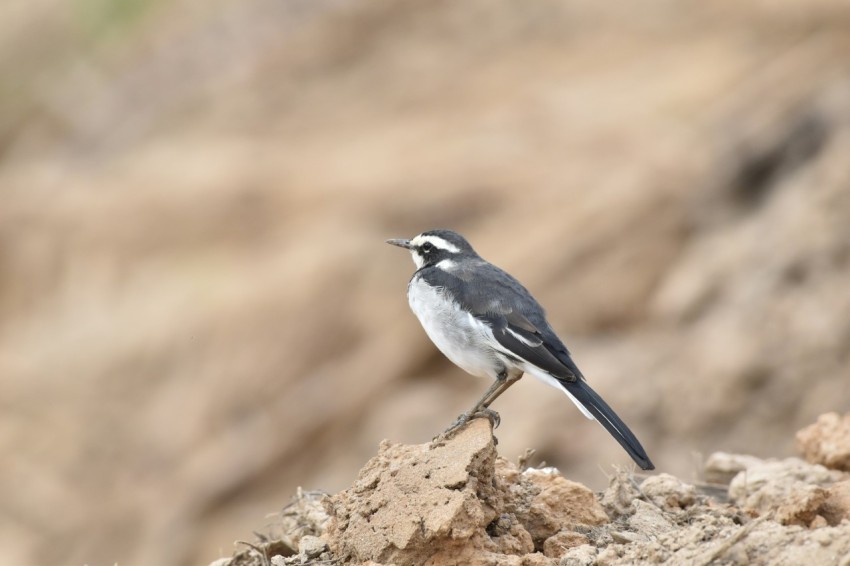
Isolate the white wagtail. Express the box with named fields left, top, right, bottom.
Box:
left=387, top=229, right=654, bottom=470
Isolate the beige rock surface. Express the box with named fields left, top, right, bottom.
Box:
left=726, top=456, right=845, bottom=504
left=520, top=469, right=609, bottom=544
left=821, top=480, right=850, bottom=526
left=797, top=412, right=850, bottom=472
left=218, top=414, right=850, bottom=566
left=324, top=419, right=608, bottom=566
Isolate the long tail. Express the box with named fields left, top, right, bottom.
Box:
left=560, top=379, right=655, bottom=470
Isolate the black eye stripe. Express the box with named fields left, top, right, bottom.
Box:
left=422, top=242, right=434, bottom=252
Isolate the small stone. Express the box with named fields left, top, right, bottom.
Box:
left=600, top=469, right=642, bottom=518
left=776, top=485, right=828, bottom=526
left=640, top=473, right=696, bottom=510
left=726, top=455, right=843, bottom=515
left=558, top=544, right=597, bottom=566
left=542, top=531, right=588, bottom=559
left=796, top=412, right=850, bottom=472
left=298, top=535, right=328, bottom=559
left=627, top=499, right=674, bottom=538
left=812, top=525, right=835, bottom=545
left=519, top=553, right=555, bottom=566
left=821, top=480, right=850, bottom=526
left=610, top=530, right=644, bottom=544
left=522, top=469, right=608, bottom=542
left=704, top=452, right=765, bottom=485
left=595, top=545, right=621, bottom=566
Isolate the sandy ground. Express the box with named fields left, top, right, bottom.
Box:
left=1, top=1, right=850, bottom=565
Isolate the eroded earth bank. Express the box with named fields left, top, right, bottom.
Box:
left=213, top=412, right=850, bottom=566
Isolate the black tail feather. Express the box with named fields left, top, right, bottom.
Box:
left=561, top=379, right=654, bottom=470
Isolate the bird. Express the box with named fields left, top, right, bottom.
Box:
left=386, top=229, right=654, bottom=470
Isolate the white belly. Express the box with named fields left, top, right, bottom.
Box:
left=407, top=277, right=502, bottom=379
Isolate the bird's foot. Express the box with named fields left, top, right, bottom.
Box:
left=432, top=408, right=501, bottom=443
left=475, top=407, right=501, bottom=429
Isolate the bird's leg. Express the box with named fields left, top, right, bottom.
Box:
left=440, top=371, right=522, bottom=436
left=481, top=372, right=522, bottom=408
left=445, top=379, right=503, bottom=432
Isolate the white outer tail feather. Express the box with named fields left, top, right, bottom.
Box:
left=522, top=366, right=596, bottom=420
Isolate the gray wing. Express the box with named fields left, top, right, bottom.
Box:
left=418, top=263, right=582, bottom=381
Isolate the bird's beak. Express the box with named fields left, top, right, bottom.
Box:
left=386, top=238, right=413, bottom=250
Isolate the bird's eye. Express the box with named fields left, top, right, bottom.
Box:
left=421, top=242, right=434, bottom=253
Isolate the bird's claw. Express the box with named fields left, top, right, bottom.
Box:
left=435, top=408, right=501, bottom=441
left=475, top=407, right=501, bottom=429
left=431, top=408, right=502, bottom=446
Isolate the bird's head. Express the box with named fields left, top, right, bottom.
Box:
left=386, top=229, right=478, bottom=270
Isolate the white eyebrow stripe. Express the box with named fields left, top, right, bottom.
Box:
left=411, top=234, right=460, bottom=253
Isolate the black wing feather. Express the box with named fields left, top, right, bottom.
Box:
left=480, top=313, right=576, bottom=379
left=418, top=261, right=579, bottom=376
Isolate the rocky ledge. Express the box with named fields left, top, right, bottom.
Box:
left=214, top=412, right=850, bottom=565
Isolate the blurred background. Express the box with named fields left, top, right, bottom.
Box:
left=2, top=0, right=850, bottom=564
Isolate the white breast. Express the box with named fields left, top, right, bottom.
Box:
left=407, top=276, right=502, bottom=379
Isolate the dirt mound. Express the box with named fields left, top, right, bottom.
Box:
left=214, top=413, right=850, bottom=565
left=325, top=419, right=607, bottom=565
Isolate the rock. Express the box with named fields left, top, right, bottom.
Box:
left=541, top=531, right=588, bottom=559
left=773, top=485, right=828, bottom=527
left=600, top=469, right=642, bottom=518
left=219, top=425, right=850, bottom=566
left=325, top=418, right=591, bottom=565
left=297, top=535, right=327, bottom=560
left=595, top=513, right=850, bottom=565
left=627, top=500, right=675, bottom=539
left=727, top=520, right=850, bottom=566
left=703, top=452, right=765, bottom=485
left=594, top=545, right=622, bottom=566
left=323, top=418, right=611, bottom=566
left=325, top=419, right=502, bottom=565
left=797, top=412, right=850, bottom=472
left=279, top=488, right=329, bottom=552
left=558, top=544, right=598, bottom=566
left=726, top=455, right=844, bottom=514
left=721, top=453, right=850, bottom=527
left=821, top=480, right=850, bottom=526
left=640, top=474, right=696, bottom=511
left=522, top=468, right=609, bottom=543
left=517, top=553, right=555, bottom=566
